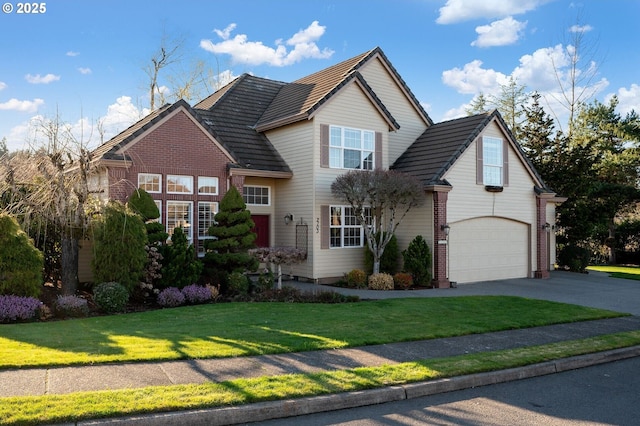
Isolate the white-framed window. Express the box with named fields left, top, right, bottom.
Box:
left=243, top=185, right=270, bottom=205
left=166, top=201, right=192, bottom=242
left=483, top=137, right=503, bottom=186
left=138, top=173, right=161, bottom=193
left=329, top=126, right=375, bottom=170
left=329, top=205, right=371, bottom=248
left=198, top=177, right=218, bottom=195
left=197, top=201, right=218, bottom=255
left=167, top=175, right=193, bottom=194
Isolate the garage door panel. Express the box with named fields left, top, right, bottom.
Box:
left=449, top=217, right=529, bottom=283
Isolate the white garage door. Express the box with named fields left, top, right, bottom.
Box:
left=449, top=217, right=529, bottom=284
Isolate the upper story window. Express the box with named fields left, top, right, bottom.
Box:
left=483, top=137, right=503, bottom=187
left=138, top=173, right=161, bottom=193
left=329, top=126, right=375, bottom=170
left=167, top=175, right=193, bottom=194
left=198, top=177, right=218, bottom=195
left=243, top=185, right=270, bottom=205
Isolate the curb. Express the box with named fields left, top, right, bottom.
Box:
left=74, top=345, right=640, bottom=426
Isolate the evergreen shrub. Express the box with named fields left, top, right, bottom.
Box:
left=402, top=235, right=432, bottom=286
left=93, top=282, right=129, bottom=314
left=346, top=269, right=367, bottom=288
left=0, top=213, right=44, bottom=298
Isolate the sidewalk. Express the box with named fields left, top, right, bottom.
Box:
left=3, top=271, right=640, bottom=425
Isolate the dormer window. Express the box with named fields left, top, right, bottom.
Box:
left=476, top=136, right=509, bottom=188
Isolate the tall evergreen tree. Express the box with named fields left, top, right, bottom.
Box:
left=205, top=186, right=258, bottom=277
left=491, top=76, right=528, bottom=140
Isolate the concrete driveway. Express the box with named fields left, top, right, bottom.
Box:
left=290, top=270, right=640, bottom=315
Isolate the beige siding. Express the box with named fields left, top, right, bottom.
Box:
left=443, top=121, right=538, bottom=279
left=359, top=57, right=429, bottom=164
left=395, top=197, right=435, bottom=270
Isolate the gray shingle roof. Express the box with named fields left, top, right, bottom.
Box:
left=193, top=74, right=291, bottom=173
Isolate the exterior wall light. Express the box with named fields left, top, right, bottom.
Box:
left=284, top=213, right=294, bottom=225
left=542, top=223, right=551, bottom=231
left=441, top=223, right=450, bottom=235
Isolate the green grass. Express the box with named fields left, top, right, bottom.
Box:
left=2, top=330, right=640, bottom=426
left=588, top=265, right=640, bottom=281
left=0, top=296, right=624, bottom=369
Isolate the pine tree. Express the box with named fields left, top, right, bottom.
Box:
left=158, top=227, right=202, bottom=289
left=205, top=186, right=258, bottom=276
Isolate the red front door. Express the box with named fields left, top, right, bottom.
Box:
left=251, top=215, right=270, bottom=247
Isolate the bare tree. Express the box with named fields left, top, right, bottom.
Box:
left=143, top=31, right=184, bottom=111
left=331, top=169, right=424, bottom=274
left=548, top=12, right=603, bottom=136
left=0, top=113, right=96, bottom=295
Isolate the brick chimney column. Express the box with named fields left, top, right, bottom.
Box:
left=534, top=196, right=550, bottom=279
left=432, top=189, right=451, bottom=288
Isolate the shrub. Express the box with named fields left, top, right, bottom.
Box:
left=0, top=213, right=44, bottom=298
left=255, top=268, right=275, bottom=292
left=364, top=232, right=399, bottom=275
left=227, top=271, right=250, bottom=296
left=206, top=284, right=220, bottom=300
left=393, top=272, right=413, bottom=290
left=158, top=227, right=203, bottom=290
left=402, top=235, right=432, bottom=286
left=368, top=273, right=394, bottom=290
left=157, top=287, right=185, bottom=308
left=0, top=295, right=42, bottom=322
left=558, top=244, right=591, bottom=272
left=181, top=284, right=212, bottom=304
left=54, top=295, right=89, bottom=318
left=91, top=202, right=147, bottom=293
left=127, top=188, right=160, bottom=222
left=93, top=282, right=129, bottom=314
left=345, top=269, right=367, bottom=288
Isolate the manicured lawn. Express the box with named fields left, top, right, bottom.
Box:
left=0, top=296, right=625, bottom=369
left=588, top=265, right=640, bottom=281
left=2, top=330, right=640, bottom=425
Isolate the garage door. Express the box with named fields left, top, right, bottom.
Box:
left=449, top=217, right=529, bottom=283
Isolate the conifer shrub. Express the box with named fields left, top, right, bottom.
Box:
left=127, top=188, right=160, bottom=222
left=402, top=235, right=432, bottom=286
left=91, top=202, right=147, bottom=293
left=227, top=271, right=250, bottom=296
left=158, top=227, right=203, bottom=289
left=93, top=282, right=129, bottom=314
left=0, top=213, right=44, bottom=298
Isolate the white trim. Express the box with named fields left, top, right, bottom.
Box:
left=138, top=173, right=162, bottom=193
left=243, top=185, right=271, bottom=206
left=166, top=200, right=193, bottom=242
left=198, top=176, right=219, bottom=195
left=167, top=174, right=194, bottom=194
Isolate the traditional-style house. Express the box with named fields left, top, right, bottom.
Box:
left=87, top=47, right=563, bottom=286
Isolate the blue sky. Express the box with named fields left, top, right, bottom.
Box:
left=1, top=0, right=639, bottom=152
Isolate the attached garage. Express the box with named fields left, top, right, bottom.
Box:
left=448, top=217, right=530, bottom=283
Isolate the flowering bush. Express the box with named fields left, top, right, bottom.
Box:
left=368, top=273, right=394, bottom=290
left=93, top=282, right=129, bottom=314
left=157, top=287, right=185, bottom=308
left=0, top=295, right=42, bottom=323
left=393, top=272, right=413, bottom=290
left=346, top=269, right=367, bottom=288
left=206, top=284, right=220, bottom=300
left=181, top=284, right=212, bottom=304
left=54, top=295, right=89, bottom=318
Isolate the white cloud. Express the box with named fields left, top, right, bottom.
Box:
left=200, top=21, right=334, bottom=67
left=442, top=60, right=509, bottom=95
left=0, top=98, right=44, bottom=113
left=569, top=24, right=593, bottom=33
left=0, top=81, right=6, bottom=91
left=471, top=17, right=527, bottom=47
left=66, top=51, right=80, bottom=57
left=25, top=73, right=61, bottom=84
left=78, top=67, right=92, bottom=75
left=607, top=84, right=640, bottom=116
left=98, top=96, right=149, bottom=140
left=437, top=0, right=551, bottom=24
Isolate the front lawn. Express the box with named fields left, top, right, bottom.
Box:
left=0, top=296, right=624, bottom=369
left=588, top=265, right=640, bottom=281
